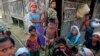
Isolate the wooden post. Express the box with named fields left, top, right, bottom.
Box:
left=89, top=0, right=97, bottom=19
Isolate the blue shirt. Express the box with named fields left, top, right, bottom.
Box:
left=28, top=12, right=41, bottom=26
left=66, top=34, right=80, bottom=46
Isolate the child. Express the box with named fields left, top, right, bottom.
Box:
left=45, top=18, right=58, bottom=45
left=26, top=25, right=41, bottom=56
left=66, top=25, right=81, bottom=48
left=44, top=18, right=58, bottom=56
left=47, top=0, right=58, bottom=26
left=27, top=2, right=45, bottom=46
left=16, top=47, right=30, bottom=56
left=53, top=38, right=73, bottom=56
left=0, top=36, right=15, bottom=56
left=84, top=32, right=100, bottom=55
left=80, top=14, right=94, bottom=42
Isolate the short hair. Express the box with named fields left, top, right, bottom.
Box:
left=29, top=25, right=36, bottom=33
left=85, top=14, right=91, bottom=18
left=0, top=36, right=15, bottom=46
left=49, top=0, right=56, bottom=7
left=48, top=18, right=56, bottom=24
left=56, top=38, right=66, bottom=45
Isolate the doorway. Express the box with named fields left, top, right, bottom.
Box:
left=55, top=0, right=62, bottom=36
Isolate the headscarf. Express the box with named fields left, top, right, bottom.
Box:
left=93, top=32, right=100, bottom=37
left=15, top=47, right=29, bottom=56
left=71, top=25, right=81, bottom=43
left=30, top=2, right=37, bottom=8
left=79, top=47, right=94, bottom=56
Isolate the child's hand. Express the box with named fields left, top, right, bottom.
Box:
left=47, top=40, right=54, bottom=45
left=60, top=49, right=68, bottom=56
left=47, top=40, right=50, bottom=44
left=28, top=48, right=32, bottom=51
left=60, top=49, right=65, bottom=52
left=50, top=41, right=54, bottom=45
left=55, top=49, right=59, bottom=52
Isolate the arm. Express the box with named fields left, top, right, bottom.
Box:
left=40, top=9, right=45, bottom=24
left=29, top=12, right=43, bottom=24
left=55, top=28, right=58, bottom=38
left=60, top=49, right=69, bottom=56
left=26, top=40, right=32, bottom=51
left=30, top=20, right=42, bottom=23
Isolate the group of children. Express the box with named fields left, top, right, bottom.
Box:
left=0, top=1, right=100, bottom=56
left=0, top=23, right=99, bottom=56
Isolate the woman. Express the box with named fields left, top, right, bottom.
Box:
left=66, top=25, right=81, bottom=47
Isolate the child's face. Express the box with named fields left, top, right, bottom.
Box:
left=72, top=28, right=78, bottom=36
left=30, top=29, right=36, bottom=35
left=50, top=2, right=56, bottom=8
left=48, top=23, right=56, bottom=28
left=92, top=35, right=99, bottom=41
left=30, top=6, right=37, bottom=12
left=59, top=43, right=65, bottom=49
left=0, top=40, right=15, bottom=56
left=85, top=16, right=90, bottom=20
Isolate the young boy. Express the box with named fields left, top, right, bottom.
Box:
left=53, top=38, right=73, bottom=56
left=84, top=32, right=100, bottom=55
left=0, top=36, right=15, bottom=56
left=26, top=25, right=41, bottom=56
left=80, top=14, right=94, bottom=42
left=44, top=18, right=58, bottom=56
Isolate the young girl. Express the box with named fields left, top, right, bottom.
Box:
left=44, top=18, right=58, bottom=56
left=16, top=47, right=30, bottom=56
left=26, top=26, right=41, bottom=56
left=66, top=25, right=81, bottom=48
left=84, top=32, right=100, bottom=55
left=53, top=38, right=73, bottom=56
left=47, top=1, right=58, bottom=26
left=26, top=2, right=45, bottom=46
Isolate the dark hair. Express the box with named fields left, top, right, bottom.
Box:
left=71, top=46, right=78, bottom=54
left=85, top=14, right=91, bottom=18
left=5, top=30, right=11, bottom=36
left=49, top=0, right=56, bottom=7
left=0, top=36, right=15, bottom=46
left=0, top=30, right=4, bottom=35
left=29, top=25, right=36, bottom=33
left=48, top=18, right=56, bottom=24
left=56, top=38, right=66, bottom=45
